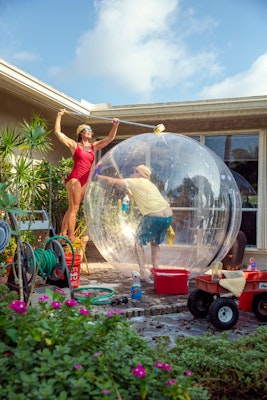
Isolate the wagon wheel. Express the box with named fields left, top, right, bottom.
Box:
left=187, top=289, right=214, bottom=318
left=252, top=292, right=267, bottom=322
left=209, top=297, right=239, bottom=330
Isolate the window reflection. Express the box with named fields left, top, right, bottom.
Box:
left=205, top=134, right=258, bottom=247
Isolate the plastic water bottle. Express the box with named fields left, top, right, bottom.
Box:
left=122, top=194, right=130, bottom=212
left=131, top=271, right=142, bottom=300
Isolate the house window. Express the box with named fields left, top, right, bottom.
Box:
left=205, top=134, right=258, bottom=247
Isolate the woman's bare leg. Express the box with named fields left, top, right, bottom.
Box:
left=60, top=179, right=83, bottom=241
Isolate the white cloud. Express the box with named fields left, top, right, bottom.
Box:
left=199, top=54, right=267, bottom=99
left=54, top=0, right=220, bottom=96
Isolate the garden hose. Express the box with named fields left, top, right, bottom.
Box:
left=33, top=248, right=57, bottom=279
left=31, top=235, right=75, bottom=279
left=74, top=287, right=129, bottom=306
left=41, top=237, right=128, bottom=306
left=74, top=286, right=115, bottom=305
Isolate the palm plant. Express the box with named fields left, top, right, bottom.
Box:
left=0, top=114, right=52, bottom=300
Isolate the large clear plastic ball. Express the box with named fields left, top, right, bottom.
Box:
left=84, top=132, right=242, bottom=275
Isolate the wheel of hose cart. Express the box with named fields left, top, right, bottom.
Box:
left=252, top=292, right=267, bottom=322
left=209, top=297, right=239, bottom=330
left=187, top=289, right=214, bottom=318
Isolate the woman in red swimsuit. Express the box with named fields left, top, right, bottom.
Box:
left=55, top=109, right=119, bottom=242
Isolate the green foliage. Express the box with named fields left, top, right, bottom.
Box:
left=0, top=285, right=206, bottom=400
left=0, top=114, right=73, bottom=235
left=1, top=282, right=266, bottom=399
left=0, top=114, right=52, bottom=211
left=33, top=157, right=77, bottom=233
left=168, top=329, right=267, bottom=399
left=0, top=183, right=25, bottom=215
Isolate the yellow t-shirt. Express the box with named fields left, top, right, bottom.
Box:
left=124, top=177, right=169, bottom=216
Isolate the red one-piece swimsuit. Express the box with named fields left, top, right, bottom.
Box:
left=66, top=144, right=95, bottom=187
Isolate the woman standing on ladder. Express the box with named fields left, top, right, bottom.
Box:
left=54, top=109, right=119, bottom=242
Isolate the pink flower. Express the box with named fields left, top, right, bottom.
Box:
left=85, top=291, right=92, bottom=297
left=53, top=288, right=66, bottom=296
left=101, top=389, right=111, bottom=394
left=155, top=361, right=171, bottom=371
left=51, top=301, right=61, bottom=309
left=131, top=363, right=147, bottom=378
left=166, top=379, right=177, bottom=386
left=161, top=363, right=172, bottom=371
left=9, top=300, right=27, bottom=315
left=65, top=299, right=78, bottom=307
left=38, top=295, right=49, bottom=302
left=79, top=308, right=89, bottom=315
left=185, top=369, right=193, bottom=377
left=93, top=352, right=102, bottom=358
left=74, top=364, right=82, bottom=370
left=155, top=361, right=163, bottom=368
left=107, top=308, right=123, bottom=318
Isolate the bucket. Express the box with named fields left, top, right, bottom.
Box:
left=65, top=253, right=82, bottom=289
left=151, top=268, right=190, bottom=295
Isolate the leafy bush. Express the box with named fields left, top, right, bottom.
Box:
left=0, top=284, right=207, bottom=400
left=0, top=282, right=266, bottom=399
left=168, top=328, right=267, bottom=399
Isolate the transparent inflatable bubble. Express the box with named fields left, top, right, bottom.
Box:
left=84, top=133, right=242, bottom=276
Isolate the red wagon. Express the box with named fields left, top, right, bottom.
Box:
left=187, top=270, right=267, bottom=330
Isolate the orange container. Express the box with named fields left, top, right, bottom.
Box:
left=65, top=253, right=82, bottom=289
left=151, top=268, right=190, bottom=295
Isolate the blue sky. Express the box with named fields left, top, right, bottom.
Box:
left=0, top=0, right=266, bottom=107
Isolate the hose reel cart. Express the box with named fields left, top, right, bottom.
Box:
left=6, top=211, right=75, bottom=303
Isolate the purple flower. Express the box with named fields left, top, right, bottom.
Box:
left=107, top=308, right=123, bottom=318
left=155, top=361, right=163, bottom=368
left=185, top=369, right=193, bottom=377
left=53, top=287, right=66, bottom=296
left=93, top=352, right=102, bottom=358
left=51, top=301, right=61, bottom=309
left=65, top=299, right=78, bottom=307
left=161, top=363, right=172, bottom=371
left=9, top=300, right=27, bottom=315
left=85, top=291, right=92, bottom=297
left=101, top=389, right=111, bottom=395
left=155, top=361, right=171, bottom=371
left=131, top=363, right=147, bottom=378
left=74, top=364, right=82, bottom=370
left=79, top=308, right=89, bottom=315
left=166, top=379, right=177, bottom=386
left=38, top=295, right=49, bottom=302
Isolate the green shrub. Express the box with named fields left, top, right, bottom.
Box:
left=168, top=328, right=267, bottom=399
left=1, top=282, right=266, bottom=399
left=0, top=284, right=207, bottom=400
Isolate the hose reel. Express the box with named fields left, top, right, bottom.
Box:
left=21, top=236, right=74, bottom=285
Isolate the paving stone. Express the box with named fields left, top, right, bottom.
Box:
left=78, top=260, right=267, bottom=344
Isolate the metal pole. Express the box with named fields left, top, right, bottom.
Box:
left=66, top=111, right=165, bottom=132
